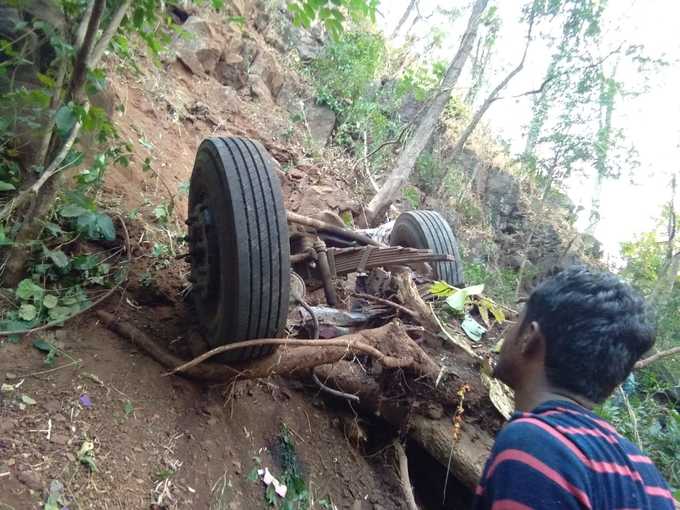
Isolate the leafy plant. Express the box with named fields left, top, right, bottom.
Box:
left=287, top=0, right=379, bottom=39
left=430, top=280, right=505, bottom=326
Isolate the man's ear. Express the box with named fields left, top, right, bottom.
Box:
left=521, top=321, right=545, bottom=357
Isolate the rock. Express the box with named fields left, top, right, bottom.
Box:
left=250, top=75, right=272, bottom=101
left=17, top=470, right=42, bottom=491
left=222, top=85, right=241, bottom=113
left=226, top=0, right=247, bottom=17
left=216, top=60, right=248, bottom=90
left=250, top=49, right=284, bottom=98
left=172, top=16, right=225, bottom=75
left=304, top=102, right=336, bottom=147
left=222, top=52, right=243, bottom=65
left=51, top=434, right=69, bottom=446
left=177, top=49, right=205, bottom=75
left=195, top=47, right=222, bottom=73
left=5, top=372, right=17, bottom=380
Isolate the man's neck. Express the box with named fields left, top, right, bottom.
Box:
left=514, top=386, right=592, bottom=413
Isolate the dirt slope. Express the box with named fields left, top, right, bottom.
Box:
left=0, top=4, right=410, bottom=510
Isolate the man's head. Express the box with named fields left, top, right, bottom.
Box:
left=494, top=266, right=655, bottom=404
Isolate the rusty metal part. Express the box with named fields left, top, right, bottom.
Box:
left=290, top=232, right=317, bottom=263
left=293, top=244, right=454, bottom=291
left=289, top=272, right=306, bottom=304
left=287, top=211, right=382, bottom=247
left=290, top=252, right=312, bottom=264
left=314, top=239, right=337, bottom=306
left=329, top=245, right=454, bottom=274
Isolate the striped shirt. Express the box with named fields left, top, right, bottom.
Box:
left=473, top=400, right=675, bottom=510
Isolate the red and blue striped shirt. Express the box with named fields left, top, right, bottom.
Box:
left=473, top=400, right=675, bottom=510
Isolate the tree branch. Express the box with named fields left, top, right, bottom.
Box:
left=69, top=0, right=105, bottom=101
left=90, top=0, right=132, bottom=66
left=635, top=346, right=680, bottom=370
left=394, top=441, right=419, bottom=510
left=508, top=45, right=624, bottom=100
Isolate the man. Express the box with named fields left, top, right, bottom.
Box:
left=473, top=266, right=675, bottom=510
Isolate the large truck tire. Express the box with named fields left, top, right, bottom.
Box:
left=390, top=210, right=464, bottom=286
left=188, top=137, right=290, bottom=362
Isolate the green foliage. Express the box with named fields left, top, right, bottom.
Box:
left=309, top=30, right=384, bottom=114
left=413, top=151, right=445, bottom=194
left=598, top=374, right=680, bottom=492
left=463, top=261, right=519, bottom=307
left=287, top=0, right=379, bottom=39
left=308, top=29, right=404, bottom=156
left=276, top=424, right=309, bottom=509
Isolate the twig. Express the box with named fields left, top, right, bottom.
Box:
left=21, top=359, right=81, bottom=378
left=634, top=346, right=680, bottom=370
left=394, top=441, right=419, bottom=510
left=350, top=124, right=410, bottom=174
left=619, top=387, right=642, bottom=449
left=312, top=371, right=360, bottom=403
left=0, top=113, right=85, bottom=222
left=0, top=215, right=131, bottom=336
left=351, top=292, right=417, bottom=318
left=166, top=337, right=411, bottom=375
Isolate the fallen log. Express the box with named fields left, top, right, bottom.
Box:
left=314, top=361, right=494, bottom=490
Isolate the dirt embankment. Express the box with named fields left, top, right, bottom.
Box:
left=1, top=2, right=506, bottom=509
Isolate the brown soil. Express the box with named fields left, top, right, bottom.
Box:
left=0, top=21, right=409, bottom=510
left=1, top=6, right=501, bottom=509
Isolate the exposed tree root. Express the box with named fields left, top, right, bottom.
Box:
left=97, top=308, right=495, bottom=490
left=96, top=311, right=438, bottom=383
left=394, top=441, right=419, bottom=510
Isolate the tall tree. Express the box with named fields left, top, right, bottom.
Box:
left=365, top=0, right=489, bottom=224
left=436, top=3, right=537, bottom=196
left=391, top=0, right=417, bottom=39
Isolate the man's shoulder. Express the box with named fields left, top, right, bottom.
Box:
left=492, top=414, right=587, bottom=466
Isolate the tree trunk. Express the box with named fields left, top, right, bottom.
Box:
left=365, top=0, right=489, bottom=225
left=391, top=0, right=417, bottom=39
left=436, top=14, right=535, bottom=197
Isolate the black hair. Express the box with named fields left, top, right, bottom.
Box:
left=523, top=266, right=655, bottom=403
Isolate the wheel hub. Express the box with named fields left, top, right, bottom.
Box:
left=188, top=202, right=218, bottom=300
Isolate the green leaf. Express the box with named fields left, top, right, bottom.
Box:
left=445, top=291, right=466, bottom=312
left=59, top=204, right=89, bottom=218
left=246, top=466, right=259, bottom=481
left=0, top=180, right=16, bottom=191
left=55, top=104, right=77, bottom=135
left=123, top=400, right=134, bottom=417
left=43, top=294, right=58, bottom=309
left=48, top=306, right=71, bottom=322
left=462, top=284, right=485, bottom=296
left=36, top=72, right=56, bottom=88
left=43, top=222, right=64, bottom=236
left=18, top=303, right=37, bottom=321
left=47, top=249, right=70, bottom=268
left=32, top=338, right=57, bottom=354
left=95, top=213, right=116, bottom=241
left=430, top=280, right=456, bottom=297
left=16, top=279, right=44, bottom=301
left=73, top=254, right=99, bottom=271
